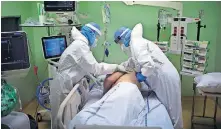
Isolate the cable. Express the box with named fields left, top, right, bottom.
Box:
left=26, top=34, right=43, bottom=82
left=36, top=78, right=53, bottom=111
left=167, top=35, right=172, bottom=42
left=13, top=86, right=22, bottom=111
left=34, top=101, right=39, bottom=120
left=182, top=34, right=188, bottom=39
left=167, top=34, right=173, bottom=49
left=27, top=38, right=34, bottom=63
left=26, top=37, right=38, bottom=78
left=27, top=36, right=42, bottom=84
left=34, top=61, right=48, bottom=83
left=43, top=64, right=49, bottom=76
left=32, top=65, right=51, bottom=123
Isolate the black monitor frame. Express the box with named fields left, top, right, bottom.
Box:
left=42, top=35, right=67, bottom=59
left=1, top=31, right=30, bottom=71
left=44, top=1, right=76, bottom=12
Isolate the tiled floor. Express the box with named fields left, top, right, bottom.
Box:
left=22, top=99, right=51, bottom=129
left=23, top=96, right=221, bottom=129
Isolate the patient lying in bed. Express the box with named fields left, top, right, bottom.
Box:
left=68, top=72, right=147, bottom=128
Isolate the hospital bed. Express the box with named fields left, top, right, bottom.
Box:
left=56, top=77, right=173, bottom=129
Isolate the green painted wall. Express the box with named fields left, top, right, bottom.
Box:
left=215, top=3, right=221, bottom=106
left=30, top=1, right=49, bottom=82
left=1, top=1, right=38, bottom=106
left=1, top=1, right=221, bottom=106
left=215, top=3, right=221, bottom=72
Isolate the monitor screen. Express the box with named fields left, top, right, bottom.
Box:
left=1, top=31, right=30, bottom=71
left=44, top=1, right=75, bottom=12
left=42, top=36, right=67, bottom=59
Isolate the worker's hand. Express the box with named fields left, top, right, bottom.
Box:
left=136, top=72, right=147, bottom=82
left=115, top=65, right=132, bottom=73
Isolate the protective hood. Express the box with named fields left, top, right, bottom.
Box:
left=71, top=26, right=89, bottom=45
left=131, top=23, right=143, bottom=39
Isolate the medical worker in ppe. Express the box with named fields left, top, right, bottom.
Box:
left=50, top=22, right=126, bottom=128
left=114, top=23, right=183, bottom=129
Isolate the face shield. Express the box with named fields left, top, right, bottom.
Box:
left=85, top=24, right=102, bottom=37
left=114, top=28, right=130, bottom=44
left=114, top=28, right=132, bottom=56
left=83, top=23, right=102, bottom=48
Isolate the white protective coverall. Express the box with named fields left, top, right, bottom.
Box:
left=50, top=26, right=118, bottom=128
left=121, top=23, right=183, bottom=129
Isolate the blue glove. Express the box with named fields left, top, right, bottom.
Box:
left=136, top=72, right=147, bottom=82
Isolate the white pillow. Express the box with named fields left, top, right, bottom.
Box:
left=194, top=72, right=221, bottom=93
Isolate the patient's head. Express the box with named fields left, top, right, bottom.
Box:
left=103, top=72, right=141, bottom=94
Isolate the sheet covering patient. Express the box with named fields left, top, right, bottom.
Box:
left=68, top=72, right=148, bottom=128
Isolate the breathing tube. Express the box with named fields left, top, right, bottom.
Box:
left=36, top=78, right=53, bottom=110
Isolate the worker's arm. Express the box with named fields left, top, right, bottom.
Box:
left=130, top=23, right=155, bottom=77
left=120, top=57, right=135, bottom=72
left=76, top=43, right=118, bottom=75
left=103, top=72, right=125, bottom=93
left=137, top=49, right=155, bottom=77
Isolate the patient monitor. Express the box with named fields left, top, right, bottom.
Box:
left=44, top=1, right=79, bottom=25
left=42, top=35, right=67, bottom=79
left=42, top=35, right=67, bottom=64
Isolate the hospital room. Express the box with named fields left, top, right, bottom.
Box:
left=1, top=1, right=221, bottom=129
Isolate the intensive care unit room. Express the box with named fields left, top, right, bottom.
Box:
left=1, top=1, right=221, bottom=129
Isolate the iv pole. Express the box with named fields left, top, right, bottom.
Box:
left=196, top=10, right=206, bottom=41
left=102, top=2, right=111, bottom=62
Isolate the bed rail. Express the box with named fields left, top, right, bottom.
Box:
left=57, top=78, right=89, bottom=129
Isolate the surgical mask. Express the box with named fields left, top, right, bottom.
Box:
left=120, top=44, right=124, bottom=51
left=121, top=44, right=131, bottom=56
left=95, top=38, right=98, bottom=44
left=119, top=29, right=131, bottom=47
left=91, top=38, right=98, bottom=48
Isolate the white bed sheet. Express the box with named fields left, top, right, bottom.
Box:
left=77, top=83, right=173, bottom=129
